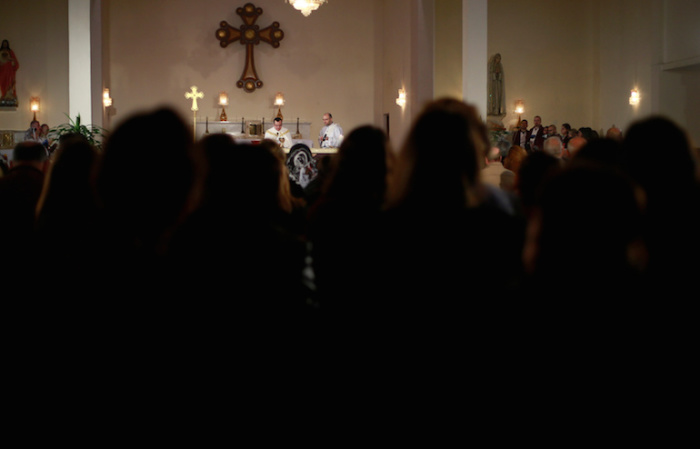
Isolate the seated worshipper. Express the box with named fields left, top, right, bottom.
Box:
left=318, top=112, right=343, bottom=148
left=264, top=117, right=292, bottom=149
left=94, top=107, right=197, bottom=295
left=565, top=136, right=587, bottom=159
left=522, top=163, right=647, bottom=302
left=578, top=126, right=596, bottom=141
left=543, top=136, right=565, bottom=160
left=606, top=125, right=622, bottom=141
left=24, top=120, right=41, bottom=142
left=515, top=151, right=562, bottom=220
left=38, top=123, right=53, bottom=153
left=480, top=146, right=517, bottom=216
left=34, top=134, right=102, bottom=290
left=560, top=123, right=573, bottom=148
left=378, top=98, right=525, bottom=304
left=167, top=142, right=314, bottom=310
left=0, top=141, right=49, bottom=266
left=621, top=116, right=700, bottom=296
left=0, top=154, right=8, bottom=176
left=482, top=145, right=514, bottom=190
left=569, top=137, right=626, bottom=172
left=306, top=125, right=390, bottom=308
left=503, top=145, right=528, bottom=179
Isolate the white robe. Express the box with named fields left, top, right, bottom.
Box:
left=264, top=126, right=292, bottom=149
left=319, top=123, right=343, bottom=148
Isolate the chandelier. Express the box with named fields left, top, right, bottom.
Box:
left=286, top=0, right=327, bottom=17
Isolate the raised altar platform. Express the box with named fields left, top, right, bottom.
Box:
left=196, top=119, right=310, bottom=141
left=195, top=119, right=336, bottom=154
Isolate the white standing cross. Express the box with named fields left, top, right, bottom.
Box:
left=185, top=86, right=204, bottom=111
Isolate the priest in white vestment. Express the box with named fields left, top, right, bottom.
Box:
left=264, top=117, right=292, bottom=149
left=318, top=112, right=343, bottom=148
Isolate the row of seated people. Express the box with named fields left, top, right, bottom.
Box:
left=1, top=101, right=698, bottom=327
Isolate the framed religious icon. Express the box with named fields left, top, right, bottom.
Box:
left=246, top=119, right=262, bottom=137
left=0, top=39, right=20, bottom=108
left=1, top=131, right=14, bottom=149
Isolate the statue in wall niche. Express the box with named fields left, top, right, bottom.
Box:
left=0, top=39, right=19, bottom=107
left=487, top=53, right=505, bottom=117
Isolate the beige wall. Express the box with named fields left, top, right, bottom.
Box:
left=2, top=0, right=698, bottom=147
left=487, top=0, right=601, bottom=132
left=0, top=0, right=69, bottom=131
left=659, top=0, right=700, bottom=146
left=377, top=0, right=436, bottom=152
left=106, top=0, right=378, bottom=142
left=598, top=0, right=660, bottom=135
left=434, top=0, right=462, bottom=101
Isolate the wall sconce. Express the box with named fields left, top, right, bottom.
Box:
left=514, top=99, right=524, bottom=124
left=30, top=97, right=40, bottom=121
left=219, top=91, right=229, bottom=121
left=396, top=88, right=406, bottom=108
left=629, top=89, right=640, bottom=105
left=514, top=100, right=524, bottom=115
left=274, top=92, right=285, bottom=119
left=103, top=89, right=113, bottom=108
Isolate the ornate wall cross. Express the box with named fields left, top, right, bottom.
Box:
left=216, top=3, right=284, bottom=93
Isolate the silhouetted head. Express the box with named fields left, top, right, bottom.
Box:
left=504, top=145, right=527, bottom=174
left=13, top=140, right=47, bottom=164
left=622, top=115, right=698, bottom=203
left=389, top=98, right=488, bottom=210
left=525, top=163, right=646, bottom=280
left=36, top=133, right=99, bottom=219
left=516, top=151, right=562, bottom=216
left=97, top=107, right=195, bottom=242
left=324, top=125, right=389, bottom=206
left=570, top=137, right=625, bottom=171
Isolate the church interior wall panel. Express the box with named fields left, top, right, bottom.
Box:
left=662, top=0, right=700, bottom=64
left=598, top=0, right=658, bottom=136
left=434, top=0, right=463, bottom=101
left=660, top=69, right=700, bottom=147
left=659, top=0, right=700, bottom=145
left=4, top=0, right=697, bottom=149
left=487, top=0, right=601, bottom=133
left=107, top=0, right=378, bottom=143
left=379, top=0, right=416, bottom=152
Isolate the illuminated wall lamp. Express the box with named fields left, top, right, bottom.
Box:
left=274, top=92, right=285, bottom=119
left=30, top=97, right=40, bottom=121
left=629, top=89, right=640, bottom=105
left=103, top=89, right=113, bottom=107
left=396, top=88, right=406, bottom=108
left=219, top=92, right=229, bottom=121
left=514, top=99, right=524, bottom=123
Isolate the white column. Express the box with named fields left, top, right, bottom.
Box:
left=462, top=0, right=487, bottom=120
left=91, top=0, right=104, bottom=128
left=68, top=0, right=92, bottom=121
left=410, top=0, right=435, bottom=115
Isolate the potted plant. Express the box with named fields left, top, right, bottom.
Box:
left=50, top=113, right=106, bottom=150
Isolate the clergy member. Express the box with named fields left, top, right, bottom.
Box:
left=264, top=117, right=292, bottom=149
left=318, top=112, right=343, bottom=148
